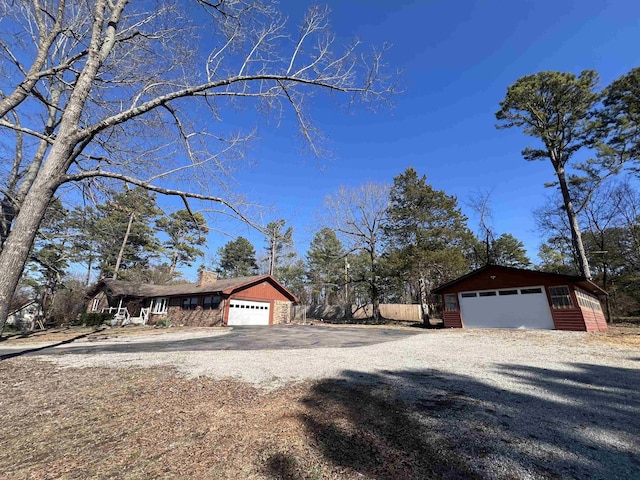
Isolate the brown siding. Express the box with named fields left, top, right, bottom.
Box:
left=233, top=281, right=291, bottom=301
left=86, top=292, right=109, bottom=313
left=442, top=310, right=463, bottom=328
left=581, top=306, right=607, bottom=332
left=551, top=309, right=587, bottom=331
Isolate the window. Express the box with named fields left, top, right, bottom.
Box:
left=521, top=288, right=542, bottom=294
left=182, top=297, right=199, bottom=310
left=203, top=295, right=222, bottom=310
left=575, top=289, right=602, bottom=312
left=444, top=294, right=459, bottom=312
left=549, top=286, right=573, bottom=309
left=461, top=292, right=477, bottom=298
left=479, top=291, right=496, bottom=297
left=499, top=290, right=518, bottom=296
left=152, top=297, right=168, bottom=314
left=91, top=298, right=100, bottom=312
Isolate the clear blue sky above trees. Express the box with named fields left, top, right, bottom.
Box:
left=153, top=0, right=640, bottom=279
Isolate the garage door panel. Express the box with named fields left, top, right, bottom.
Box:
left=228, top=300, right=270, bottom=326
left=459, top=287, right=554, bottom=329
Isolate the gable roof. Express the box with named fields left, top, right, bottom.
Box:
left=87, top=275, right=298, bottom=302
left=432, top=265, right=607, bottom=296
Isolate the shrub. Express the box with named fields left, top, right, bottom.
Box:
left=78, top=312, right=112, bottom=327
left=155, top=317, right=172, bottom=328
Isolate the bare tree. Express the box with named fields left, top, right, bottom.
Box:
left=467, top=189, right=495, bottom=266
left=0, top=0, right=396, bottom=329
left=323, top=182, right=390, bottom=320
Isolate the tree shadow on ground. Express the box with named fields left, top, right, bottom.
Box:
left=264, top=363, right=640, bottom=479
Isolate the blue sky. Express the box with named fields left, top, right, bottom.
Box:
left=175, top=0, right=640, bottom=279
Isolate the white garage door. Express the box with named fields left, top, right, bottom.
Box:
left=459, top=286, right=555, bottom=329
left=227, top=299, right=270, bottom=326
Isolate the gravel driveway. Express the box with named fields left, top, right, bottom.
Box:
left=20, top=326, right=640, bottom=479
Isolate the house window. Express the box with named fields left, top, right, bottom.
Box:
left=91, top=298, right=100, bottom=312
left=549, top=286, right=573, bottom=309
left=152, top=297, right=168, bottom=314
left=444, top=294, right=459, bottom=312
left=182, top=297, right=200, bottom=310
left=203, top=295, right=222, bottom=310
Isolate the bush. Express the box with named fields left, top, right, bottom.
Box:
left=154, top=317, right=172, bottom=328
left=78, top=312, right=112, bottom=327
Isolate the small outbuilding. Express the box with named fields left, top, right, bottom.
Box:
left=433, top=265, right=607, bottom=331
left=86, top=271, right=298, bottom=327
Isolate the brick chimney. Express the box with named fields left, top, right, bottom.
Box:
left=197, top=270, right=218, bottom=286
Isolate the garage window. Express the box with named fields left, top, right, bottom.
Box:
left=444, top=294, right=459, bottom=312
left=203, top=295, right=222, bottom=310
left=461, top=292, right=476, bottom=298
left=521, top=288, right=542, bottom=294
left=499, top=290, right=518, bottom=296
left=575, top=289, right=602, bottom=311
left=479, top=291, right=496, bottom=297
left=549, top=286, right=573, bottom=309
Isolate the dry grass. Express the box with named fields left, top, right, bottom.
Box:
left=0, top=326, right=224, bottom=345
left=0, top=359, right=472, bottom=480
left=585, top=324, right=640, bottom=349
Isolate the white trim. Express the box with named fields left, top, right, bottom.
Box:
left=152, top=297, right=168, bottom=314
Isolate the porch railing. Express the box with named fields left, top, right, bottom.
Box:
left=101, top=307, right=130, bottom=325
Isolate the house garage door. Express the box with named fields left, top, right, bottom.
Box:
left=458, top=287, right=555, bottom=329
left=227, top=300, right=270, bottom=326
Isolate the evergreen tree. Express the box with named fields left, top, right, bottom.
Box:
left=471, top=233, right=531, bottom=268
left=94, top=187, right=162, bottom=279
left=307, top=228, right=345, bottom=305
left=157, top=210, right=209, bottom=274
left=264, top=220, right=295, bottom=276
left=496, top=71, right=600, bottom=278
left=217, top=237, right=258, bottom=278
left=384, top=167, right=473, bottom=320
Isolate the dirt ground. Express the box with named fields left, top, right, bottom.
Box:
left=0, top=324, right=638, bottom=479
left=0, top=359, right=473, bottom=480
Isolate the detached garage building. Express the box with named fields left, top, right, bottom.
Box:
left=433, top=265, right=607, bottom=331
left=86, top=271, right=297, bottom=327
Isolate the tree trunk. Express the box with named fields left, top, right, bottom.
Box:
left=112, top=212, right=135, bottom=280
left=418, top=276, right=430, bottom=325
left=0, top=172, right=60, bottom=335
left=556, top=166, right=592, bottom=279
left=268, top=237, right=276, bottom=276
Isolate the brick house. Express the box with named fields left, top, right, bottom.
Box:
left=433, top=265, right=607, bottom=331
left=86, top=271, right=298, bottom=326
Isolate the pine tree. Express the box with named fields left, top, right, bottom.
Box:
left=384, top=167, right=473, bottom=321
left=94, top=187, right=162, bottom=279
left=217, top=237, right=258, bottom=278
left=157, top=210, right=209, bottom=275
left=307, top=228, right=345, bottom=305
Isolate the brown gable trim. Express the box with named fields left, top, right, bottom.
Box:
left=223, top=275, right=298, bottom=302
left=85, top=274, right=298, bottom=302
left=433, top=265, right=606, bottom=295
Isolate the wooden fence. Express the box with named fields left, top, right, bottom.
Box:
left=292, top=303, right=423, bottom=322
